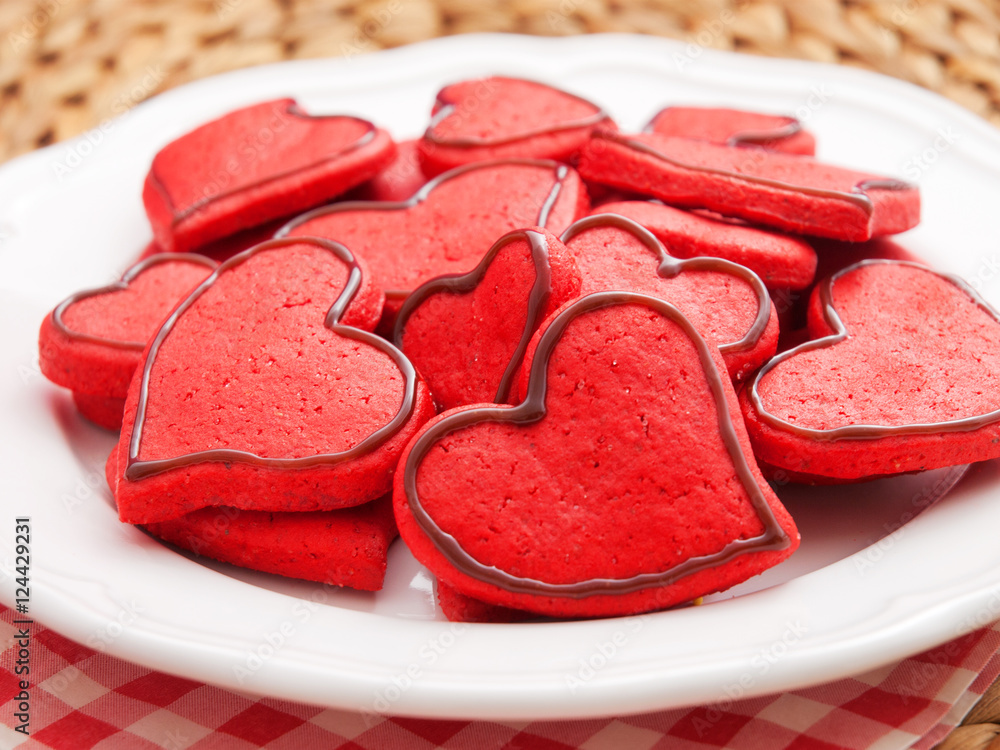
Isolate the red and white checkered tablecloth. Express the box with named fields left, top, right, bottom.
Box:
left=1, top=606, right=998, bottom=750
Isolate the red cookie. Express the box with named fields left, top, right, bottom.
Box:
left=395, top=293, right=799, bottom=618
left=417, top=77, right=612, bottom=176
left=38, top=254, right=218, bottom=430
left=353, top=139, right=428, bottom=202
left=436, top=580, right=533, bottom=623
left=144, top=495, right=398, bottom=591
left=138, top=218, right=288, bottom=264
left=561, top=214, right=778, bottom=383
left=277, top=159, right=587, bottom=324
left=114, top=237, right=435, bottom=524
left=810, top=236, right=923, bottom=286
left=393, top=228, right=581, bottom=411
left=593, top=200, right=817, bottom=290
left=773, top=237, right=922, bottom=350
left=741, top=260, right=1000, bottom=479
left=143, top=99, right=396, bottom=253
left=645, top=106, right=815, bottom=155
left=579, top=130, right=919, bottom=241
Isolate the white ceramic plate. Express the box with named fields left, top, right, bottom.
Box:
left=3, top=33, right=1000, bottom=720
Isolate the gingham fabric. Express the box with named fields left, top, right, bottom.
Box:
left=1, top=607, right=998, bottom=750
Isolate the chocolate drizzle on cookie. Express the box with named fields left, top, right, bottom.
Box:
left=748, top=259, right=1000, bottom=439
left=51, top=253, right=218, bottom=350
left=726, top=119, right=803, bottom=148
left=643, top=107, right=805, bottom=149
left=591, top=130, right=913, bottom=217
left=147, top=100, right=379, bottom=225
left=402, top=291, right=791, bottom=599
left=275, top=159, right=573, bottom=299
left=560, top=213, right=772, bottom=354
left=393, top=229, right=554, bottom=404
left=424, top=76, right=611, bottom=148
left=125, top=237, right=418, bottom=481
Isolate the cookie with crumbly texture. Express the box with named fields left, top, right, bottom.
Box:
left=395, top=293, right=799, bottom=618
left=645, top=106, right=815, bottom=155
left=277, top=159, right=588, bottom=326
left=394, top=228, right=581, bottom=411
left=418, top=77, right=613, bottom=176
left=144, top=495, right=398, bottom=591
left=114, top=238, right=435, bottom=524
left=742, top=260, right=1000, bottom=479
left=578, top=130, right=919, bottom=241
left=560, top=214, right=778, bottom=383
left=39, top=254, right=218, bottom=430
left=143, top=99, right=396, bottom=252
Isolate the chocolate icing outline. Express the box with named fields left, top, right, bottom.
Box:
left=643, top=106, right=805, bottom=149
left=275, top=158, right=573, bottom=299
left=748, top=258, right=1000, bottom=439
left=590, top=130, right=914, bottom=218
left=424, top=76, right=612, bottom=148
left=51, top=253, right=219, bottom=350
left=561, top=213, right=772, bottom=355
left=125, top=236, right=418, bottom=481
left=147, top=99, right=380, bottom=226
left=402, top=291, right=791, bottom=599
left=392, top=229, right=555, bottom=404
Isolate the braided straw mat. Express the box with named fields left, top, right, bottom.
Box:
left=2, top=0, right=1000, bottom=747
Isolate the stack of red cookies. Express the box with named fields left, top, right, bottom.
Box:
left=38, top=78, right=1000, bottom=621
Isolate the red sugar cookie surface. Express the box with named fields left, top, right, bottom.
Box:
left=72, top=393, right=127, bottom=431
left=38, top=254, right=218, bottom=429
left=561, top=214, right=778, bottom=383
left=771, top=237, right=923, bottom=348
left=278, top=159, right=587, bottom=323
left=742, top=260, right=1000, bottom=479
left=144, top=494, right=398, bottom=591
left=395, top=293, right=798, bottom=618
left=594, top=200, right=817, bottom=290
left=353, top=139, right=428, bottom=202
left=394, top=228, right=581, bottom=411
left=646, top=106, right=815, bottom=155
left=114, top=238, right=434, bottom=524
left=579, top=131, right=919, bottom=241
left=418, top=77, right=612, bottom=176
left=143, top=98, right=396, bottom=252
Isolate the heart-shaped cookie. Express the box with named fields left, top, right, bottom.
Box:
left=277, top=159, right=587, bottom=324
left=39, top=254, right=218, bottom=429
left=417, top=77, right=612, bottom=176
left=741, top=260, right=1000, bottom=479
left=114, top=237, right=435, bottom=524
left=143, top=99, right=396, bottom=252
left=592, top=200, right=817, bottom=291
left=579, top=130, right=919, bottom=241
left=393, top=228, right=581, bottom=411
left=562, top=214, right=778, bottom=383
left=645, top=106, right=815, bottom=155
left=395, top=292, right=799, bottom=618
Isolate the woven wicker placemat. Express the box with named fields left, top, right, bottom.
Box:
left=2, top=0, right=1000, bottom=746
left=2, top=0, right=1000, bottom=163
